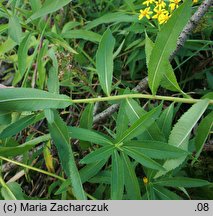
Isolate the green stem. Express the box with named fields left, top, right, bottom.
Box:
left=71, top=93, right=213, bottom=104
left=0, top=156, right=96, bottom=200
left=0, top=156, right=65, bottom=182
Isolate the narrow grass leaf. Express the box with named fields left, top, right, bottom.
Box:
left=96, top=29, right=115, bottom=96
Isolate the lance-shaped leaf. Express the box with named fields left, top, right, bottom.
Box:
left=145, top=34, right=184, bottom=94
left=80, top=159, right=108, bottom=183
left=123, top=147, right=165, bottom=171
left=0, top=88, right=71, bottom=111
left=79, top=103, right=94, bottom=149
left=29, top=0, right=42, bottom=13
left=0, top=134, right=50, bottom=157
left=154, top=99, right=209, bottom=178
left=194, top=111, right=213, bottom=160
left=124, top=140, right=188, bottom=159
left=111, top=150, right=124, bottom=200
left=154, top=177, right=210, bottom=188
left=8, top=15, right=22, bottom=44
left=153, top=185, right=182, bottom=200
left=0, top=113, right=43, bottom=139
left=124, top=98, right=165, bottom=141
left=17, top=33, right=32, bottom=80
left=148, top=0, right=191, bottom=94
left=96, top=29, right=115, bottom=96
left=124, top=98, right=146, bottom=124
left=62, top=30, right=101, bottom=43
left=116, top=100, right=129, bottom=139
left=160, top=62, right=185, bottom=94
left=116, top=103, right=162, bottom=143
left=27, top=0, right=72, bottom=22
left=0, top=111, right=11, bottom=125
left=169, top=100, right=209, bottom=148
left=80, top=146, right=114, bottom=164
left=0, top=181, right=25, bottom=200
left=68, top=127, right=113, bottom=146
left=121, top=152, right=141, bottom=200
left=85, top=12, right=136, bottom=30
left=157, top=103, right=174, bottom=140
left=45, top=109, right=86, bottom=200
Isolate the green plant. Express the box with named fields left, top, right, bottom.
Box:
left=0, top=0, right=212, bottom=200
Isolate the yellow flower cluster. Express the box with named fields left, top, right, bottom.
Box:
left=139, top=0, right=198, bottom=25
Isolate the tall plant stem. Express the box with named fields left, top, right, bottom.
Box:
left=71, top=94, right=213, bottom=104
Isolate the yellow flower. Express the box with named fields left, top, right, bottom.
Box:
left=138, top=7, right=153, bottom=20
left=142, top=0, right=155, bottom=6
left=155, top=0, right=166, bottom=10
left=193, top=0, right=198, bottom=3
left=143, top=177, right=149, bottom=184
left=158, top=13, right=171, bottom=24
left=169, top=0, right=181, bottom=11
left=152, top=8, right=167, bottom=20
